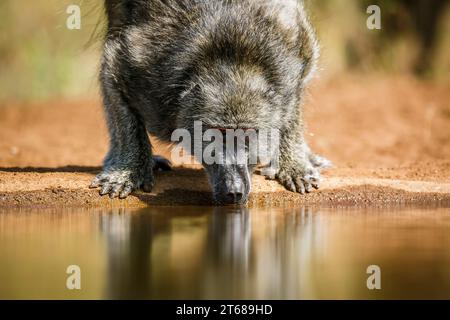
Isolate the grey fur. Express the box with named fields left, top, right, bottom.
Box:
left=92, top=0, right=330, bottom=204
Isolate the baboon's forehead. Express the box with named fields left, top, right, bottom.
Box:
left=199, top=117, right=268, bottom=131
left=200, top=64, right=270, bottom=95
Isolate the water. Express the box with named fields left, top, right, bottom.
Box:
left=1, top=205, right=450, bottom=299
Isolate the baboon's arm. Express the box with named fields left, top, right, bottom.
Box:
left=91, top=36, right=155, bottom=198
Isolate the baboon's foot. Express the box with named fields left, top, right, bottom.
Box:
left=153, top=155, right=172, bottom=172
left=90, top=161, right=155, bottom=199
left=308, top=152, right=332, bottom=169
left=276, top=161, right=321, bottom=194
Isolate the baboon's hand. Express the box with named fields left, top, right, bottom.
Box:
left=89, top=156, right=171, bottom=199
left=90, top=166, right=154, bottom=199
left=276, top=162, right=321, bottom=194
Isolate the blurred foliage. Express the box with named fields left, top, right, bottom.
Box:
left=0, top=0, right=104, bottom=102
left=307, top=0, right=450, bottom=78
left=0, top=0, right=449, bottom=101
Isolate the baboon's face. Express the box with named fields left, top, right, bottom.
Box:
left=181, top=125, right=259, bottom=205
left=201, top=138, right=256, bottom=205
left=184, top=130, right=256, bottom=205
left=178, top=64, right=284, bottom=205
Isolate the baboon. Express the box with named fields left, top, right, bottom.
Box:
left=91, top=0, right=330, bottom=205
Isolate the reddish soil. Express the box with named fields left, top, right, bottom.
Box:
left=0, top=75, right=449, bottom=208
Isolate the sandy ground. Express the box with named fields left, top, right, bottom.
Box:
left=0, top=75, right=449, bottom=208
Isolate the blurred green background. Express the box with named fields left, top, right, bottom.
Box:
left=0, top=0, right=449, bottom=102
left=0, top=0, right=103, bottom=102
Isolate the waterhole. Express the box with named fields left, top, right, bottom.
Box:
left=1, top=205, right=449, bottom=299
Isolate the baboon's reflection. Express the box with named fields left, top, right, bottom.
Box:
left=100, top=207, right=320, bottom=299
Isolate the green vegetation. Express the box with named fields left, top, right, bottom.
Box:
left=0, top=0, right=103, bottom=102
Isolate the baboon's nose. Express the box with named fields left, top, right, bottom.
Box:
left=225, top=192, right=244, bottom=204
left=216, top=190, right=247, bottom=205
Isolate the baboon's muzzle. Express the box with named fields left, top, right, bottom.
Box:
left=206, top=164, right=251, bottom=205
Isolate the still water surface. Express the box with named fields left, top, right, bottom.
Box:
left=1, top=206, right=450, bottom=299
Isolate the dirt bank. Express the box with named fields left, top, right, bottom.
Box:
left=1, top=75, right=449, bottom=208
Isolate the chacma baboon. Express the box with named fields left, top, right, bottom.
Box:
left=91, top=0, right=330, bottom=205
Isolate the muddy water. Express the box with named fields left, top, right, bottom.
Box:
left=1, top=206, right=450, bottom=299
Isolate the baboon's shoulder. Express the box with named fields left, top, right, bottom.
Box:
left=260, top=0, right=319, bottom=82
